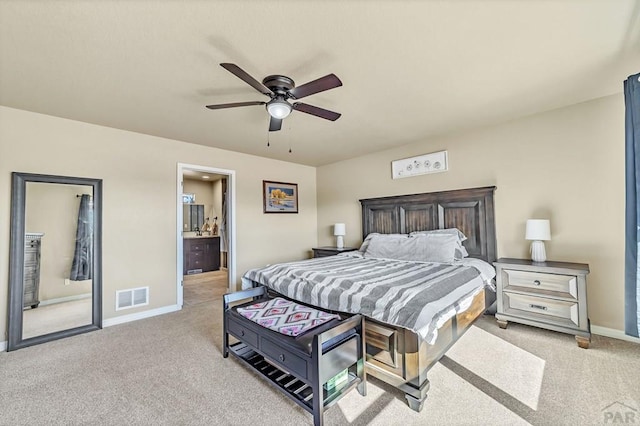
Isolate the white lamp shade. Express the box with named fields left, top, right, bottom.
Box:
left=525, top=219, right=551, bottom=241
left=333, top=223, right=346, bottom=236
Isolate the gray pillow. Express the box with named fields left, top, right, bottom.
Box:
left=359, top=233, right=408, bottom=253
left=409, top=228, right=467, bottom=241
left=409, top=228, right=468, bottom=260
left=364, top=233, right=458, bottom=264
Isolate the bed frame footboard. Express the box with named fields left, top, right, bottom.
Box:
left=364, top=288, right=487, bottom=411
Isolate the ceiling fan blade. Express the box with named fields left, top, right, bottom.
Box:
left=293, top=103, right=341, bottom=121
left=205, top=101, right=265, bottom=110
left=220, top=63, right=272, bottom=96
left=288, top=74, right=342, bottom=100
left=269, top=116, right=282, bottom=132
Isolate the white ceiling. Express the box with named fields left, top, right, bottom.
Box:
left=1, top=1, right=638, bottom=166
left=183, top=170, right=225, bottom=181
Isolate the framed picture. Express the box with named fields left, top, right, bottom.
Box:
left=263, top=181, right=298, bottom=214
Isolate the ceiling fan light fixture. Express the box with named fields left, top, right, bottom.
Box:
left=267, top=98, right=292, bottom=119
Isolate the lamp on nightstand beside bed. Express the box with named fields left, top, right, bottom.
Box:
left=334, top=223, right=346, bottom=249
left=525, top=219, right=551, bottom=262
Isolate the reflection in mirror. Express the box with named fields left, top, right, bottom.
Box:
left=183, top=204, right=204, bottom=232
left=22, top=183, right=94, bottom=338
left=182, top=204, right=216, bottom=234
left=8, top=173, right=102, bottom=351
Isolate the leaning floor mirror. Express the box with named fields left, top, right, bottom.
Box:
left=7, top=172, right=102, bottom=351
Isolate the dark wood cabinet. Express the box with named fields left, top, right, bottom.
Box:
left=312, top=246, right=358, bottom=258
left=23, top=233, right=43, bottom=309
left=183, top=237, right=220, bottom=274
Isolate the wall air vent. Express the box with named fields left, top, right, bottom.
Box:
left=116, top=287, right=149, bottom=311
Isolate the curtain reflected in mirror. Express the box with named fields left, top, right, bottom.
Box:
left=8, top=173, right=102, bottom=351
left=22, top=183, right=94, bottom=339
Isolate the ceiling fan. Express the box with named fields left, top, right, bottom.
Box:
left=206, top=63, right=342, bottom=132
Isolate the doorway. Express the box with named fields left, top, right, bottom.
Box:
left=177, top=163, right=235, bottom=308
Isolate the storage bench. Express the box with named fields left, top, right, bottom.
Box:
left=223, top=286, right=366, bottom=426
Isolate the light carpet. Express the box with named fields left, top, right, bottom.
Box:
left=1, top=292, right=639, bottom=425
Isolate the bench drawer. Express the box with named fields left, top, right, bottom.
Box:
left=227, top=317, right=259, bottom=348
left=261, top=337, right=308, bottom=379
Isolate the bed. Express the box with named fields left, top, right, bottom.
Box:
left=242, top=186, right=497, bottom=411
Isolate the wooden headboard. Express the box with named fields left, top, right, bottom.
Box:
left=359, top=186, right=497, bottom=263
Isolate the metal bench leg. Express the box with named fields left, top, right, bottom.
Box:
left=312, top=380, right=324, bottom=426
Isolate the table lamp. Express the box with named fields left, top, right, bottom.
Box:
left=334, top=223, right=346, bottom=249
left=525, top=219, right=551, bottom=262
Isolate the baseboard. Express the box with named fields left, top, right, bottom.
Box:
left=102, top=304, right=181, bottom=328
left=0, top=340, right=6, bottom=352
left=591, top=325, right=640, bottom=344
left=39, top=292, right=92, bottom=307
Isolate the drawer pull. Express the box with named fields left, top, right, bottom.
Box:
left=529, top=304, right=547, bottom=311
left=279, top=354, right=285, bottom=362
left=240, top=330, right=245, bottom=337
left=533, top=280, right=541, bottom=286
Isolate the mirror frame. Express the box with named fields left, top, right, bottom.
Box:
left=7, top=172, right=102, bottom=351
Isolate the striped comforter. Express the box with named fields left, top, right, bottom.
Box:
left=241, top=253, right=490, bottom=344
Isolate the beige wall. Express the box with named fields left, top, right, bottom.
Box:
left=0, top=93, right=627, bottom=341
left=317, top=94, right=625, bottom=331
left=26, top=182, right=93, bottom=301
left=0, top=106, right=317, bottom=342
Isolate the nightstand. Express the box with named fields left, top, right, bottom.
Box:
left=494, top=258, right=591, bottom=348
left=312, top=246, right=358, bottom=258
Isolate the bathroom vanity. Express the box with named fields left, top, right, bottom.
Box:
left=183, top=236, right=220, bottom=275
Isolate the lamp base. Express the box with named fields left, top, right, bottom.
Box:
left=530, top=240, right=547, bottom=262
left=336, top=235, right=344, bottom=249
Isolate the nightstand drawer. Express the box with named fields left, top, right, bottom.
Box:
left=503, top=270, right=577, bottom=298
left=503, top=292, right=579, bottom=326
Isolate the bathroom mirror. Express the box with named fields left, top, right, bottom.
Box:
left=7, top=172, right=102, bottom=351
left=183, top=204, right=204, bottom=231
